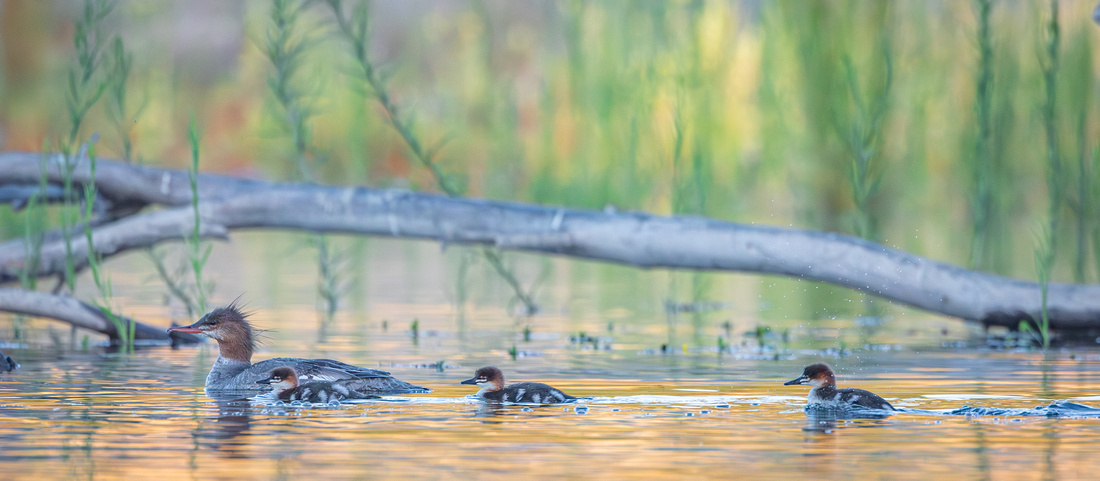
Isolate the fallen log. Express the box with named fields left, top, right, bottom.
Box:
left=0, top=288, right=202, bottom=345
left=1, top=151, right=1098, bottom=333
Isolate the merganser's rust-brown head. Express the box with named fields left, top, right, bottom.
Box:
left=167, top=303, right=256, bottom=362
left=783, top=362, right=837, bottom=388
left=460, top=366, right=505, bottom=392
left=256, top=366, right=299, bottom=393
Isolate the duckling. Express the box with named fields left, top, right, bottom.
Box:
left=257, top=366, right=383, bottom=403
left=784, top=363, right=894, bottom=411
left=460, top=366, right=576, bottom=404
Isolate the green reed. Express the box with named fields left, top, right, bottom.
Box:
left=266, top=0, right=318, bottom=182
left=266, top=0, right=344, bottom=322
left=1028, top=0, right=1060, bottom=352
left=326, top=0, right=537, bottom=314
left=969, top=0, right=995, bottom=270
left=187, top=119, right=212, bottom=315
left=81, top=143, right=133, bottom=350
left=1032, top=226, right=1054, bottom=351
left=1061, top=26, right=1096, bottom=284
left=1072, top=111, right=1089, bottom=284
left=1041, top=0, right=1062, bottom=251
left=837, top=50, right=892, bottom=242
left=1093, top=146, right=1100, bottom=282
left=58, top=0, right=115, bottom=294
left=65, top=0, right=113, bottom=151
left=325, top=0, right=454, bottom=192
left=105, top=36, right=139, bottom=163
left=310, top=234, right=345, bottom=322
left=668, top=100, right=716, bottom=339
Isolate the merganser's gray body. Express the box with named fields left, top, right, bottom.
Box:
left=169, top=304, right=429, bottom=394
left=205, top=356, right=428, bottom=393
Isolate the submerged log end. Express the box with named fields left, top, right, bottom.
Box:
left=979, top=310, right=1100, bottom=339
left=0, top=348, right=17, bottom=371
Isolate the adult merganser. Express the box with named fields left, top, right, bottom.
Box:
left=167, top=303, right=429, bottom=394
left=460, top=366, right=576, bottom=404
left=783, top=363, right=894, bottom=411
left=257, top=366, right=381, bottom=403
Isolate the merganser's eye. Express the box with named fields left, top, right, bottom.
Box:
left=208, top=320, right=217, bottom=326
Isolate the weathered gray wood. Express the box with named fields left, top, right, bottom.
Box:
left=0, top=288, right=201, bottom=344
left=1, top=151, right=1099, bottom=331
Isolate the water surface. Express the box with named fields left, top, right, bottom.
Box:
left=2, top=238, right=1100, bottom=479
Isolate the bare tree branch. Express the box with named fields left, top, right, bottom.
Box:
left=0, top=287, right=201, bottom=344
left=2, top=152, right=1099, bottom=331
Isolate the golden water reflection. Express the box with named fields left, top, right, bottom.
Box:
left=3, top=347, right=1100, bottom=479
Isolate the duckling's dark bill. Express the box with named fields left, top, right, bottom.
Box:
left=459, top=378, right=477, bottom=385
left=256, top=378, right=274, bottom=385
left=784, top=376, right=807, bottom=386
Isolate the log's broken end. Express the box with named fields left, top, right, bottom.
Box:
left=979, top=310, right=1100, bottom=339
left=0, top=348, right=17, bottom=372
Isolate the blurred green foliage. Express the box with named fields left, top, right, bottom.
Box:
left=1, top=0, right=1099, bottom=289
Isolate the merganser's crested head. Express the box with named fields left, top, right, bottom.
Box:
left=460, top=366, right=505, bottom=391
left=167, top=302, right=256, bottom=362
left=783, top=362, right=836, bottom=388
left=256, top=366, right=299, bottom=393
